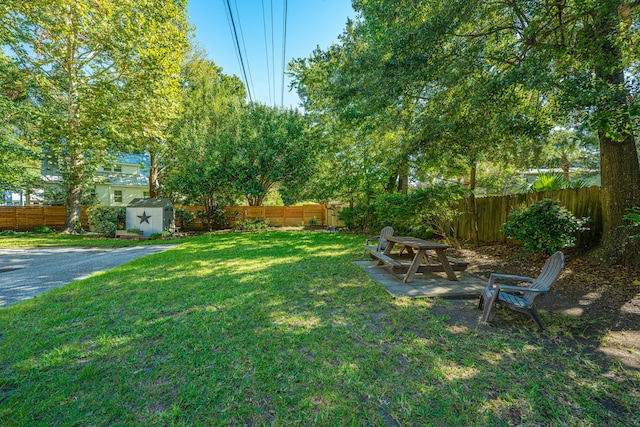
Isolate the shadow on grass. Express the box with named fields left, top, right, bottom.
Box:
left=0, top=232, right=638, bottom=425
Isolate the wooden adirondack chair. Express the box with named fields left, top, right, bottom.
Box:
left=363, top=226, right=394, bottom=255
left=479, top=251, right=565, bottom=331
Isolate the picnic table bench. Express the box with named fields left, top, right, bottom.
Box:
left=370, top=236, right=467, bottom=283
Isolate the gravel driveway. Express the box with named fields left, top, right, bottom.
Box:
left=0, top=245, right=177, bottom=308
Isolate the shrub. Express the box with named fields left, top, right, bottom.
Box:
left=174, top=208, right=195, bottom=229
left=32, top=226, right=56, bottom=233
left=197, top=205, right=229, bottom=231
left=337, top=203, right=375, bottom=232
left=232, top=218, right=270, bottom=231
left=87, top=206, right=126, bottom=237
left=149, top=231, right=172, bottom=240
left=500, top=198, right=587, bottom=254
left=622, top=206, right=640, bottom=238
left=374, top=184, right=465, bottom=242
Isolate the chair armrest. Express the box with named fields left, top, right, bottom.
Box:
left=365, top=237, right=379, bottom=244
left=488, top=273, right=535, bottom=287
left=496, top=284, right=549, bottom=294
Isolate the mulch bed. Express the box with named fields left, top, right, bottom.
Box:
left=444, top=242, right=640, bottom=369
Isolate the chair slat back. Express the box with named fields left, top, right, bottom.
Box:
left=526, top=251, right=564, bottom=305
left=378, top=226, right=394, bottom=251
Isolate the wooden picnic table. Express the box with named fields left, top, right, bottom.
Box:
left=371, top=236, right=461, bottom=283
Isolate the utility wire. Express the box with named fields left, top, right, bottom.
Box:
left=232, top=0, right=256, bottom=102
left=223, top=0, right=253, bottom=102
left=270, top=0, right=276, bottom=107
left=261, top=0, right=272, bottom=106
left=280, top=0, right=288, bottom=107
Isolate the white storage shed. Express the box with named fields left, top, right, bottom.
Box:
left=125, top=198, right=174, bottom=237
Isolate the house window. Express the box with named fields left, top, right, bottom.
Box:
left=114, top=190, right=123, bottom=203
left=113, top=165, right=122, bottom=172
left=143, top=191, right=150, bottom=198
left=103, top=166, right=112, bottom=172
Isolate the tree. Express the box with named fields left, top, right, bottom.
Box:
left=296, top=0, right=640, bottom=266
left=164, top=50, right=246, bottom=229
left=223, top=104, right=316, bottom=206
left=0, top=53, right=39, bottom=198
left=1, top=0, right=189, bottom=231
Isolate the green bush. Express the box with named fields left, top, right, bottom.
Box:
left=32, top=226, right=56, bottom=233
left=87, top=206, right=126, bottom=237
left=337, top=203, right=375, bottom=232
left=232, top=218, right=270, bottom=231
left=500, top=198, right=587, bottom=254
left=149, top=231, right=172, bottom=240
left=622, top=206, right=640, bottom=238
left=374, top=184, right=465, bottom=240
left=175, top=208, right=195, bottom=229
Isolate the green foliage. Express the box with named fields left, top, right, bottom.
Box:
left=32, top=226, right=56, bottom=234
left=149, top=231, right=172, bottom=240
left=174, top=208, right=195, bottom=229
left=223, top=104, right=316, bottom=206
left=86, top=206, right=126, bottom=237
left=43, top=186, right=97, bottom=207
left=164, top=50, right=245, bottom=218
left=622, top=207, right=640, bottom=239
left=374, top=185, right=465, bottom=241
left=232, top=218, right=270, bottom=231
left=530, top=172, right=590, bottom=192
left=2, top=0, right=189, bottom=231
left=196, top=204, right=229, bottom=231
left=337, top=203, right=376, bottom=232
left=501, top=199, right=587, bottom=254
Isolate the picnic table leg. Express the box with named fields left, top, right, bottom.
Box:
left=383, top=241, right=395, bottom=256
left=403, top=248, right=427, bottom=283
left=435, top=249, right=458, bottom=281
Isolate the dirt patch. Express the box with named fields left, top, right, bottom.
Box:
left=436, top=243, right=640, bottom=370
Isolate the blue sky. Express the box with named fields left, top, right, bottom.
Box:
left=185, top=0, right=356, bottom=109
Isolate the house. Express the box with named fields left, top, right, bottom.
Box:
left=40, top=153, right=150, bottom=206
left=92, top=153, right=150, bottom=206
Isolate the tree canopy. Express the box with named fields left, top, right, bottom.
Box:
left=290, top=0, right=640, bottom=267
left=1, top=0, right=189, bottom=231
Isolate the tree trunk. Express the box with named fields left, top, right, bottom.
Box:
left=149, top=146, right=158, bottom=198
left=561, top=154, right=570, bottom=183
left=63, top=154, right=84, bottom=233
left=468, top=163, right=479, bottom=247
left=587, top=5, right=640, bottom=268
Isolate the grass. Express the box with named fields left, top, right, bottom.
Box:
left=0, top=231, right=185, bottom=248
left=0, top=231, right=638, bottom=426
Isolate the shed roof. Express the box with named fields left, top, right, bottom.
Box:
left=127, top=198, right=174, bottom=208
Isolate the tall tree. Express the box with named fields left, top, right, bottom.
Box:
left=1, top=0, right=189, bottom=231
left=223, top=104, right=315, bottom=206
left=297, top=0, right=640, bottom=266
left=164, top=50, right=246, bottom=228
left=0, top=53, right=39, bottom=198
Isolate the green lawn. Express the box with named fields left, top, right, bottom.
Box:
left=0, top=231, right=638, bottom=426
left=0, top=231, right=185, bottom=248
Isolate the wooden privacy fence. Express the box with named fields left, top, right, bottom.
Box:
left=0, top=204, right=328, bottom=231
left=1, top=189, right=602, bottom=246
left=176, top=204, right=327, bottom=230
left=451, top=186, right=602, bottom=247
left=0, top=206, right=90, bottom=231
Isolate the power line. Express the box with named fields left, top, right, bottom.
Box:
left=270, top=0, right=276, bottom=107
left=223, top=0, right=253, bottom=102
left=232, top=0, right=256, bottom=102
left=280, top=0, right=288, bottom=107
left=261, top=0, right=272, bottom=106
